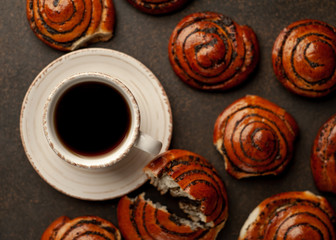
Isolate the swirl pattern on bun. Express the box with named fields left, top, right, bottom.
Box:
left=213, top=95, right=298, bottom=179
left=238, top=191, right=336, bottom=240
left=41, top=216, right=121, bottom=240
left=311, top=114, right=336, bottom=194
left=26, top=0, right=115, bottom=51
left=168, top=12, right=259, bottom=91
left=272, top=19, right=336, bottom=97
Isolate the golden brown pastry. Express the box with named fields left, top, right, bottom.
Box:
left=26, top=0, right=115, bottom=51
left=238, top=191, right=336, bottom=240
left=144, top=149, right=229, bottom=227
left=168, top=12, right=259, bottom=91
left=41, top=215, right=121, bottom=240
left=213, top=95, right=299, bottom=179
left=311, top=114, right=336, bottom=194
left=126, top=0, right=189, bottom=15
left=117, top=194, right=220, bottom=240
left=117, top=149, right=229, bottom=239
left=272, top=19, right=336, bottom=98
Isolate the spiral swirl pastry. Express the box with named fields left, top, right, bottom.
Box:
left=144, top=149, right=228, bottom=228
left=117, top=193, right=220, bottom=240
left=126, top=0, right=189, bottom=15
left=311, top=114, right=336, bottom=194
left=26, top=0, right=115, bottom=51
left=238, top=191, right=336, bottom=240
left=168, top=12, right=259, bottom=91
left=41, top=215, right=121, bottom=240
left=213, top=95, right=299, bottom=179
left=272, top=19, right=336, bottom=98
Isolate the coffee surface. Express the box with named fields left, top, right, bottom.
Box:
left=54, top=81, right=131, bottom=157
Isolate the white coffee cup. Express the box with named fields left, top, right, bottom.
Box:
left=42, top=72, right=162, bottom=168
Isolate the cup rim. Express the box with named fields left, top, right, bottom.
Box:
left=42, top=72, right=140, bottom=168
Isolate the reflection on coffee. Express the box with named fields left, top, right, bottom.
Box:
left=53, top=81, right=131, bottom=157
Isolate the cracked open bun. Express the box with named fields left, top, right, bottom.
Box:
left=117, top=193, right=220, bottom=240
left=117, top=149, right=229, bottom=239
left=41, top=215, right=121, bottom=240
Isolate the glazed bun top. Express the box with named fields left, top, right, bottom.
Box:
left=272, top=19, right=336, bottom=97
left=213, top=95, right=299, bottom=179
left=41, top=215, right=121, bottom=240
left=168, top=12, right=259, bottom=91
left=26, top=0, right=115, bottom=51
left=239, top=191, right=336, bottom=240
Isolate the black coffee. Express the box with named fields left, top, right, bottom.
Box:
left=54, top=81, right=131, bottom=157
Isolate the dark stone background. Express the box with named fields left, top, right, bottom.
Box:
left=1, top=0, right=336, bottom=239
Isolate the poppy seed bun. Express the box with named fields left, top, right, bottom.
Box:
left=239, top=191, right=336, bottom=240
left=213, top=95, right=298, bottom=179
left=272, top=19, right=336, bottom=97
left=27, top=0, right=115, bottom=51
left=311, top=114, right=336, bottom=194
left=41, top=216, right=121, bottom=240
left=117, top=193, right=221, bottom=240
left=144, top=149, right=228, bottom=228
left=168, top=12, right=259, bottom=91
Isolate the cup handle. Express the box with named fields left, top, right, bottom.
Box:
left=134, top=131, right=162, bottom=156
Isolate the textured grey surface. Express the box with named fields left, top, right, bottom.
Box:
left=1, top=0, right=336, bottom=239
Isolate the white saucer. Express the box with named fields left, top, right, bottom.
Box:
left=20, top=48, right=173, bottom=200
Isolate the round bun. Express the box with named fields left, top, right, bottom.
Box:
left=126, top=0, right=189, bottom=15
left=117, top=149, right=229, bottom=239
left=41, top=216, right=121, bottom=240
left=213, top=95, right=298, bottom=179
left=26, top=0, right=115, bottom=51
left=272, top=19, right=336, bottom=98
left=168, top=12, right=259, bottom=91
left=238, top=191, right=336, bottom=240
left=311, top=114, right=336, bottom=194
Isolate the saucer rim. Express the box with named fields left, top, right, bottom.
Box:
left=20, top=48, right=173, bottom=200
